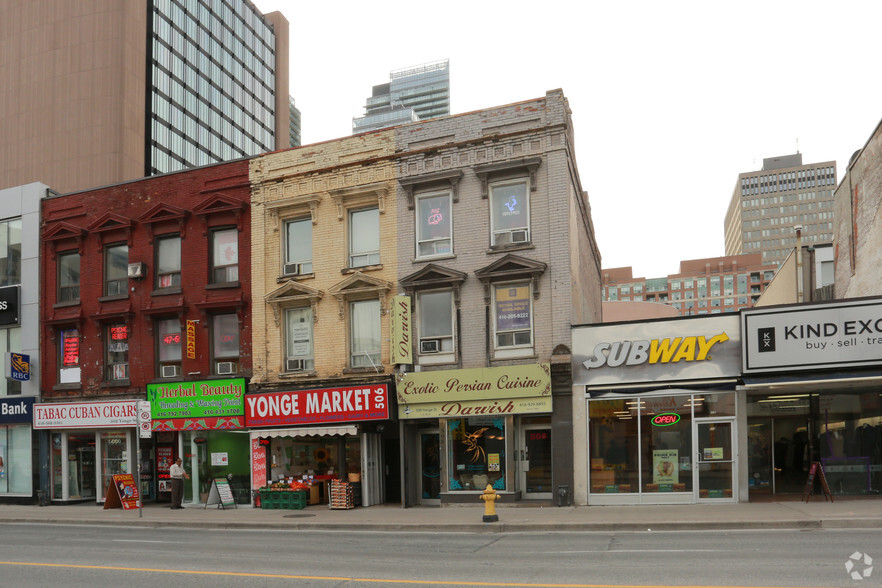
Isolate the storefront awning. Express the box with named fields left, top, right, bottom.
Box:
left=250, top=425, right=358, bottom=439
left=740, top=371, right=882, bottom=393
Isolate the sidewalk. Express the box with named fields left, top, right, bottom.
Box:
left=2, top=497, right=881, bottom=533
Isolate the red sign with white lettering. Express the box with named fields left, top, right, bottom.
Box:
left=245, top=385, right=389, bottom=427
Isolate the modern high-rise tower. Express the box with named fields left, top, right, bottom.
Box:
left=0, top=0, right=290, bottom=193
left=724, top=153, right=837, bottom=267
left=352, top=60, right=449, bottom=134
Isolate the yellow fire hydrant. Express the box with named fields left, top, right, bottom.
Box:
left=479, top=484, right=499, bottom=522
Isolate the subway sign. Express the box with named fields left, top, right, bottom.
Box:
left=573, top=315, right=741, bottom=386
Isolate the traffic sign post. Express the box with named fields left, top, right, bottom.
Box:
left=136, top=401, right=152, bottom=518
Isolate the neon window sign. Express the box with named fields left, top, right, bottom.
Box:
left=651, top=413, right=681, bottom=427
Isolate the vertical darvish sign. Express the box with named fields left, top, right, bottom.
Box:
left=390, top=295, right=412, bottom=365
left=186, top=320, right=196, bottom=359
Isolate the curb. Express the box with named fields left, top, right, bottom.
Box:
left=3, top=517, right=881, bottom=532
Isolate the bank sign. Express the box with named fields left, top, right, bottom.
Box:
left=147, top=378, right=245, bottom=431
left=742, top=298, right=882, bottom=373
left=0, top=285, right=19, bottom=326
left=572, top=315, right=741, bottom=386
left=0, top=396, right=34, bottom=425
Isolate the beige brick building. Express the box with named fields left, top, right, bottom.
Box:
left=247, top=90, right=602, bottom=508
left=248, top=131, right=399, bottom=506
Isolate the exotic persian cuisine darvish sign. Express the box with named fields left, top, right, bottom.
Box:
left=396, top=364, right=551, bottom=419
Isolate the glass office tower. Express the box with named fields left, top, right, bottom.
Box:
left=149, top=0, right=279, bottom=174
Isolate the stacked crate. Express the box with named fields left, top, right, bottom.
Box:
left=329, top=479, right=354, bottom=509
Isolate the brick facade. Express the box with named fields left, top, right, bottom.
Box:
left=40, top=160, right=252, bottom=399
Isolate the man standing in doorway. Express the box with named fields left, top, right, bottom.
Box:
left=169, top=457, right=189, bottom=509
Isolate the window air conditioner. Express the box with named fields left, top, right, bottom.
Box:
left=161, top=365, right=181, bottom=378
left=420, top=339, right=440, bottom=354
left=510, top=230, right=529, bottom=244
left=127, top=262, right=146, bottom=279
left=283, top=262, right=301, bottom=276
left=286, top=358, right=305, bottom=372
left=216, top=361, right=235, bottom=375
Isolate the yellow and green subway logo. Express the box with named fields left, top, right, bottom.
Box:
left=582, top=332, right=730, bottom=370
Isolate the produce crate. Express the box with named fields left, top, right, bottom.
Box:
left=259, top=490, right=308, bottom=510
left=329, top=480, right=354, bottom=510
left=259, top=490, right=281, bottom=509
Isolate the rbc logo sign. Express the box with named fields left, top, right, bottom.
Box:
left=5, top=352, right=29, bottom=381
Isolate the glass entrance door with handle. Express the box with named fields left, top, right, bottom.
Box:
left=695, top=419, right=736, bottom=501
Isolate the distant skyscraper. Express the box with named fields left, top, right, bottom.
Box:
left=0, top=0, right=290, bottom=193
left=289, top=97, right=302, bottom=147
left=724, top=154, right=837, bottom=267
left=352, top=60, right=450, bottom=134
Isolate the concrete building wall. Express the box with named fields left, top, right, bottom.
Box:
left=249, top=131, right=398, bottom=385
left=0, top=182, right=48, bottom=397
left=0, top=1, right=146, bottom=193
left=834, top=119, right=882, bottom=298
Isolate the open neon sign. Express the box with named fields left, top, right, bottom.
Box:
left=651, top=413, right=681, bottom=427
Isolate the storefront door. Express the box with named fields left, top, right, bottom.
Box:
left=695, top=419, right=736, bottom=501
left=418, top=431, right=440, bottom=504
left=521, top=425, right=552, bottom=499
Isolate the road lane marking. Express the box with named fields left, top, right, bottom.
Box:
left=0, top=561, right=832, bottom=588
left=112, top=539, right=184, bottom=543
left=550, top=550, right=725, bottom=554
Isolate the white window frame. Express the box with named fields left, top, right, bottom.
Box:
left=349, top=298, right=381, bottom=369
left=283, top=217, right=313, bottom=276
left=155, top=234, right=181, bottom=289
left=415, top=190, right=453, bottom=259
left=489, top=178, right=530, bottom=247
left=416, top=290, right=455, bottom=365
left=211, top=313, right=239, bottom=375
left=105, top=322, right=130, bottom=382
left=104, top=243, right=128, bottom=297
left=284, top=306, right=314, bottom=372
left=57, top=250, right=80, bottom=303
left=348, top=207, right=380, bottom=268
left=156, top=318, right=182, bottom=378
left=210, top=227, right=239, bottom=284
left=59, top=328, right=81, bottom=384
left=491, top=282, right=533, bottom=359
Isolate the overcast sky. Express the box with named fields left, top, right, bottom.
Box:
left=252, top=0, right=881, bottom=278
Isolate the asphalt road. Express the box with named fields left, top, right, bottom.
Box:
left=0, top=523, right=878, bottom=587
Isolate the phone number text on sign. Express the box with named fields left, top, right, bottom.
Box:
left=245, top=385, right=389, bottom=427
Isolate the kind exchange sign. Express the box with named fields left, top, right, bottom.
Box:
left=245, top=384, right=389, bottom=427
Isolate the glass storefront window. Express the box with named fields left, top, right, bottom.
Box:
left=182, top=430, right=253, bottom=505
left=589, top=399, right=639, bottom=493
left=0, top=425, right=31, bottom=494
left=448, top=418, right=506, bottom=491
left=641, top=397, right=693, bottom=494
left=589, top=392, right=736, bottom=497
left=67, top=433, right=96, bottom=500
left=749, top=391, right=882, bottom=496
left=100, top=431, right=128, bottom=500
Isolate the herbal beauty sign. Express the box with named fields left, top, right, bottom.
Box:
left=147, top=378, right=245, bottom=431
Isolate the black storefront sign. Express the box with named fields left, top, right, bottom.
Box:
left=0, top=396, right=34, bottom=424
left=0, top=286, right=19, bottom=326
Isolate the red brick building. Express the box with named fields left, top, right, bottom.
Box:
left=38, top=161, right=252, bottom=504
